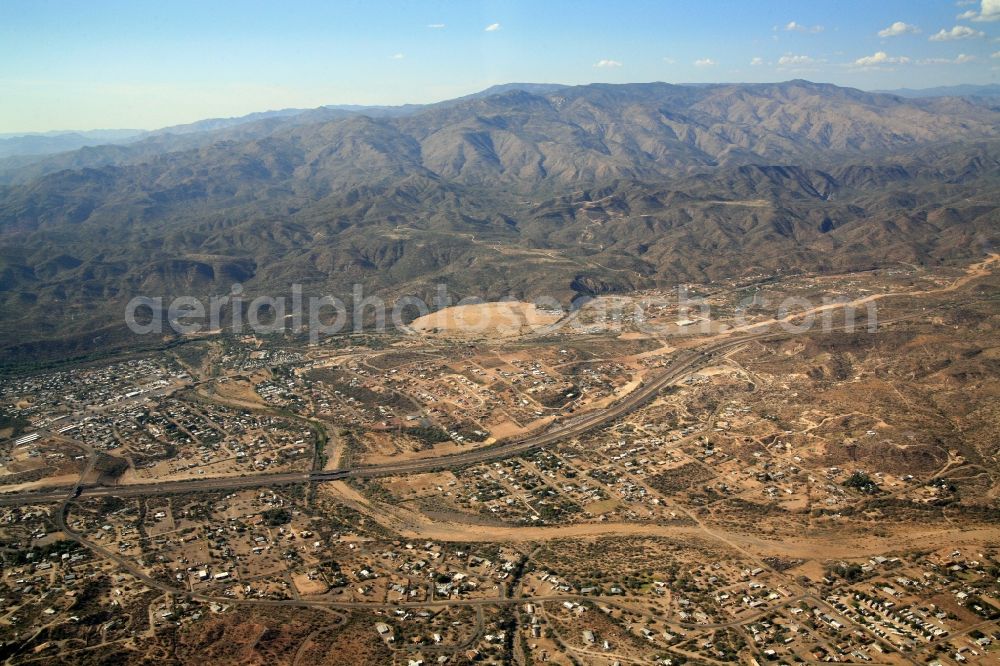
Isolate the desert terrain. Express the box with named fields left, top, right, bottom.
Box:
left=1, top=256, right=998, bottom=665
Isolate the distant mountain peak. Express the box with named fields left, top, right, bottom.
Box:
left=874, top=83, right=1000, bottom=99
left=461, top=82, right=568, bottom=99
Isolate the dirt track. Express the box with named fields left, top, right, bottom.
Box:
left=320, top=482, right=1000, bottom=560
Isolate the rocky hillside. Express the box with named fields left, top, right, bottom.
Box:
left=1, top=80, right=998, bottom=365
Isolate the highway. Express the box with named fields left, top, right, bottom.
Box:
left=5, top=262, right=978, bottom=510
left=0, top=335, right=754, bottom=507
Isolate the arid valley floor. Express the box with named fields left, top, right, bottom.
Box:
left=1, top=255, right=998, bottom=665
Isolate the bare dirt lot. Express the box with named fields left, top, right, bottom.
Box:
left=410, top=301, right=562, bottom=338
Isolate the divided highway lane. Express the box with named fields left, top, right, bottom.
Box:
left=0, top=336, right=755, bottom=507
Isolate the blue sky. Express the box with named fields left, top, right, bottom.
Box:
left=2, top=0, right=1000, bottom=132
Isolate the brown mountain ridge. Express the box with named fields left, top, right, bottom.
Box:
left=0, top=80, right=998, bottom=367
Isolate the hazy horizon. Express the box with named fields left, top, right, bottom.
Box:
left=3, top=0, right=1000, bottom=133
left=3, top=78, right=1000, bottom=137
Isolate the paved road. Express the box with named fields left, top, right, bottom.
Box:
left=0, top=335, right=755, bottom=507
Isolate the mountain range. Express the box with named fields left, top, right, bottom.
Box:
left=1, top=79, right=998, bottom=367
left=875, top=83, right=1000, bottom=99
left=4, top=80, right=999, bottom=163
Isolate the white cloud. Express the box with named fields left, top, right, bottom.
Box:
left=662, top=57, right=676, bottom=64
left=426, top=23, right=445, bottom=29
left=694, top=58, right=717, bottom=67
left=854, top=51, right=911, bottom=67
left=930, top=25, right=986, bottom=40
left=878, top=21, right=920, bottom=37
left=993, top=50, right=1000, bottom=57
left=978, top=0, right=1000, bottom=21
left=918, top=53, right=978, bottom=64
left=956, top=0, right=1000, bottom=22
left=594, top=59, right=623, bottom=68
left=785, top=21, right=824, bottom=33
left=778, top=54, right=816, bottom=66
left=390, top=53, right=404, bottom=60
left=750, top=56, right=764, bottom=66
left=484, top=22, right=501, bottom=32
